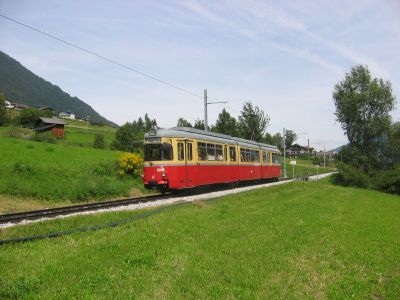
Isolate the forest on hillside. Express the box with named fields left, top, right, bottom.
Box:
left=0, top=51, right=115, bottom=126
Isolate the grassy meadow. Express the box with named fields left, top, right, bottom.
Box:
left=62, top=119, right=116, bottom=148
left=282, top=157, right=336, bottom=178
left=0, top=134, right=144, bottom=207
left=1, top=179, right=399, bottom=299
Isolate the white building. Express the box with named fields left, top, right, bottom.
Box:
left=4, top=100, right=14, bottom=109
left=59, top=111, right=75, bottom=120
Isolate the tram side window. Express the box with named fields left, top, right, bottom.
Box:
left=240, top=148, right=250, bottom=162
left=216, top=144, right=223, bottom=161
left=198, top=142, right=207, bottom=161
left=262, top=151, right=267, bottom=163
left=162, top=143, right=173, bottom=160
left=253, top=150, right=260, bottom=163
left=229, top=146, right=236, bottom=161
left=187, top=143, right=192, bottom=161
left=240, top=148, right=245, bottom=162
left=178, top=142, right=184, bottom=161
left=207, top=143, right=216, bottom=161
left=240, top=148, right=260, bottom=163
left=144, top=143, right=173, bottom=161
left=272, top=153, right=281, bottom=164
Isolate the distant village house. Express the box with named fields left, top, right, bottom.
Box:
left=286, top=143, right=315, bottom=158
left=4, top=100, right=14, bottom=109
left=39, top=107, right=55, bottom=115
left=12, top=102, right=28, bottom=110
left=35, top=117, right=66, bottom=139
left=59, top=111, right=75, bottom=120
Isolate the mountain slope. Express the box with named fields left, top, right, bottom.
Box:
left=0, top=51, right=116, bottom=126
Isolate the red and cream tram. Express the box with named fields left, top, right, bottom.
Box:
left=142, top=127, right=281, bottom=192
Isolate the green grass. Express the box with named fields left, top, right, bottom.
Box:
left=61, top=118, right=117, bottom=148
left=1, top=180, right=399, bottom=299
left=282, top=157, right=336, bottom=178
left=0, top=134, right=141, bottom=203
left=0, top=119, right=117, bottom=149
left=62, top=125, right=116, bottom=148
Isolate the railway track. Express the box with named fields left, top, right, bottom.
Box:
left=0, top=177, right=298, bottom=226
left=0, top=194, right=172, bottom=225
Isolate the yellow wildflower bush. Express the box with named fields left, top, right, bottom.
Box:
left=118, top=152, right=143, bottom=177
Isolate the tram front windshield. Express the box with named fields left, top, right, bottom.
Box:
left=144, top=143, right=173, bottom=161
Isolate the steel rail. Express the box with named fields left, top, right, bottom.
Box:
left=0, top=177, right=290, bottom=226
left=0, top=194, right=171, bottom=225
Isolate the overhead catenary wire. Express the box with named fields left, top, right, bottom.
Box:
left=0, top=13, right=202, bottom=99
left=0, top=13, right=243, bottom=119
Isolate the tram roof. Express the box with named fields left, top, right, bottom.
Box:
left=145, top=127, right=280, bottom=152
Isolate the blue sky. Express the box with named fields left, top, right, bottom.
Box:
left=1, top=0, right=399, bottom=150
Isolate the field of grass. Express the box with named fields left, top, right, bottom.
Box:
left=0, top=134, right=144, bottom=205
left=282, top=157, right=336, bottom=178
left=1, top=180, right=399, bottom=298
left=62, top=118, right=117, bottom=148
left=0, top=118, right=117, bottom=149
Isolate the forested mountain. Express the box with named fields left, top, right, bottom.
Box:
left=0, top=51, right=116, bottom=126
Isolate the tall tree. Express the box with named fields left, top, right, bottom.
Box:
left=212, top=108, right=238, bottom=136
left=333, top=65, right=396, bottom=172
left=111, top=121, right=144, bottom=153
left=193, top=118, right=205, bottom=130
left=144, top=113, right=152, bottom=131
left=137, top=117, right=144, bottom=129
left=0, top=93, right=6, bottom=126
left=284, top=129, right=297, bottom=148
left=238, top=101, right=270, bottom=142
left=264, top=132, right=283, bottom=150
left=177, top=117, right=192, bottom=128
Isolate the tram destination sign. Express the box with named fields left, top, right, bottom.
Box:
left=145, top=137, right=161, bottom=143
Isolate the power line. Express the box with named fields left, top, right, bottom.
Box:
left=0, top=13, right=202, bottom=99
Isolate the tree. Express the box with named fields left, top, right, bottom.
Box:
left=93, top=134, right=105, bottom=149
left=193, top=118, right=205, bottom=130
left=212, top=108, right=238, bottom=136
left=144, top=113, right=152, bottom=131
left=264, top=132, right=283, bottom=150
left=177, top=117, right=192, bottom=128
left=333, top=65, right=396, bottom=172
left=137, top=117, right=144, bottom=129
left=388, top=121, right=400, bottom=165
left=238, top=101, right=270, bottom=142
left=0, top=93, right=7, bottom=126
left=112, top=117, right=146, bottom=152
left=284, top=129, right=297, bottom=148
left=16, top=108, right=42, bottom=128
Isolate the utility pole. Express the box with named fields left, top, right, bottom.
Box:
left=203, top=89, right=228, bottom=132
left=323, top=146, right=326, bottom=168
left=282, top=128, right=287, bottom=178
left=204, top=89, right=208, bottom=131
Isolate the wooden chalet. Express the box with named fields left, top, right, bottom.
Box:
left=35, top=117, right=66, bottom=139
left=286, top=143, right=315, bottom=158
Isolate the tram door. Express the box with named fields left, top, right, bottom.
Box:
left=228, top=145, right=240, bottom=182
left=177, top=140, right=195, bottom=187
left=185, top=141, right=195, bottom=187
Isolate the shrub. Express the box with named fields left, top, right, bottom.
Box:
left=31, top=132, right=57, bottom=144
left=89, top=161, right=116, bottom=176
left=0, top=93, right=7, bottom=126
left=14, top=161, right=35, bottom=176
left=93, top=134, right=106, bottom=149
left=331, top=163, right=371, bottom=189
left=373, top=166, right=400, bottom=195
left=118, top=152, right=143, bottom=177
left=8, top=127, right=34, bottom=139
